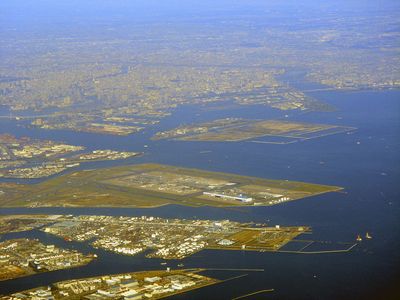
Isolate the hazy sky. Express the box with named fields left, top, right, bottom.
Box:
left=1, top=0, right=399, bottom=26
left=0, top=0, right=398, bottom=41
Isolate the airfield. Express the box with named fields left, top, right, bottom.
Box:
left=0, top=163, right=342, bottom=208
left=152, top=118, right=356, bottom=144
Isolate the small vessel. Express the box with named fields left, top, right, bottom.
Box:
left=160, top=262, right=167, bottom=265
left=177, top=263, right=184, bottom=267
left=356, top=234, right=362, bottom=242
left=366, top=232, right=372, bottom=239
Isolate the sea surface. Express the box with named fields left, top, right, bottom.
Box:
left=0, top=88, right=399, bottom=299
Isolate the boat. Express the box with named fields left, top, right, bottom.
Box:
left=356, top=234, right=362, bottom=242
left=366, top=232, right=372, bottom=239
left=160, top=262, right=167, bottom=265
left=177, top=263, right=184, bottom=267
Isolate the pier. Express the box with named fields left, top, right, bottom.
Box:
left=232, top=289, right=275, bottom=300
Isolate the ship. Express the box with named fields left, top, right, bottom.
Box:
left=366, top=232, right=372, bottom=239
left=356, top=234, right=362, bottom=242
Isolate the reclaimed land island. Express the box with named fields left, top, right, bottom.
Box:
left=152, top=118, right=356, bottom=144
left=0, top=163, right=342, bottom=208
left=1, top=269, right=220, bottom=300
left=0, top=215, right=309, bottom=259
left=0, top=238, right=95, bottom=281
left=0, top=134, right=141, bottom=179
